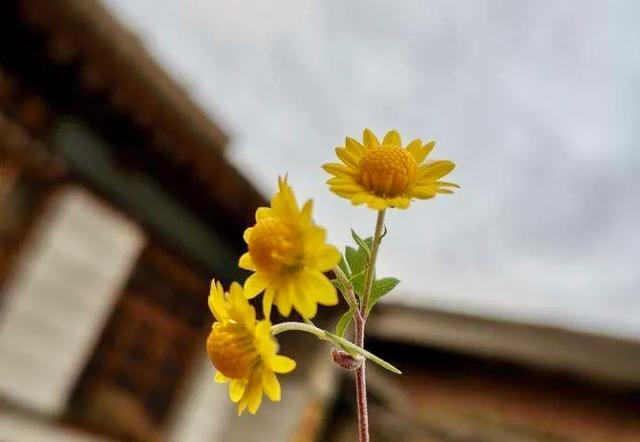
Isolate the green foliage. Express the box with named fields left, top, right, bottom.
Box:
left=367, top=277, right=400, bottom=314
left=335, top=307, right=354, bottom=337
left=338, top=229, right=401, bottom=311
left=350, top=229, right=371, bottom=256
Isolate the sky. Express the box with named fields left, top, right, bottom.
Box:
left=104, top=0, right=640, bottom=339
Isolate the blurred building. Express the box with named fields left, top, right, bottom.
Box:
left=0, top=0, right=270, bottom=440
left=324, top=305, right=640, bottom=442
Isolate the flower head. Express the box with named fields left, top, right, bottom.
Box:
left=207, top=280, right=296, bottom=415
left=239, top=177, right=340, bottom=319
left=322, top=129, right=458, bottom=210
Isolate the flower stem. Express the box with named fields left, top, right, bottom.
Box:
left=361, top=209, right=386, bottom=318
left=355, top=208, right=386, bottom=442
left=270, top=321, right=325, bottom=338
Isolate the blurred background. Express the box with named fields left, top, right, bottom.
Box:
left=1, top=0, right=639, bottom=441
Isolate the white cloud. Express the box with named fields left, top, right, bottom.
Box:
left=104, top=0, right=640, bottom=339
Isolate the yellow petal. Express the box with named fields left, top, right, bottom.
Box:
left=300, top=199, right=314, bottom=222
left=330, top=184, right=363, bottom=194
left=229, top=379, right=247, bottom=403
left=238, top=252, right=256, bottom=271
left=406, top=139, right=435, bottom=164
left=237, top=398, right=247, bottom=416
left=262, top=287, right=275, bottom=318
left=305, top=270, right=338, bottom=306
left=362, top=128, right=380, bottom=148
left=311, top=245, right=340, bottom=272
left=208, top=281, right=228, bottom=322
left=322, top=163, right=358, bottom=177
left=294, top=290, right=317, bottom=318
left=345, top=136, right=365, bottom=155
left=422, top=141, right=435, bottom=158
left=419, top=160, right=455, bottom=181
left=262, top=369, right=281, bottom=401
left=275, top=285, right=293, bottom=317
left=269, top=355, right=296, bottom=373
left=243, top=227, right=253, bottom=243
left=214, top=371, right=228, bottom=384
left=244, top=272, right=268, bottom=299
left=382, top=129, right=401, bottom=146
left=367, top=197, right=389, bottom=210
left=387, top=196, right=411, bottom=209
left=246, top=382, right=263, bottom=414
left=255, top=207, right=273, bottom=221
left=351, top=193, right=374, bottom=205
left=335, top=147, right=359, bottom=168
left=411, top=185, right=437, bottom=199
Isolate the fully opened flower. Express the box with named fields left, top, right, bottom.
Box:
left=206, top=280, right=296, bottom=415
left=239, top=177, right=340, bottom=318
left=322, top=129, right=458, bottom=210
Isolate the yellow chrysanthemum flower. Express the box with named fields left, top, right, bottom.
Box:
left=239, top=177, right=340, bottom=319
left=206, top=280, right=296, bottom=415
left=322, top=129, right=459, bottom=210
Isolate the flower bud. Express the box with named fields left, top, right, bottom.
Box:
left=331, top=348, right=363, bottom=371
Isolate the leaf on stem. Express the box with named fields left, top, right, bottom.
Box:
left=350, top=229, right=371, bottom=257
left=335, top=308, right=355, bottom=337
left=344, top=245, right=369, bottom=298
left=366, top=277, right=401, bottom=315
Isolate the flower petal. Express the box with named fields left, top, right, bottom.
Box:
left=238, top=252, right=256, bottom=271
left=335, top=147, right=359, bottom=168
left=419, top=160, right=455, bottom=181
left=382, top=129, right=401, bottom=146
left=243, top=227, right=253, bottom=243
left=345, top=136, right=365, bottom=155
left=246, top=381, right=263, bottom=414
left=387, top=196, right=411, bottom=209
left=229, top=379, right=248, bottom=403
left=305, top=270, right=338, bottom=306
left=263, top=286, right=275, bottom=318
left=269, top=355, right=297, bottom=373
left=322, top=163, right=358, bottom=177
left=275, top=285, right=293, bottom=317
left=311, top=245, right=340, bottom=272
left=255, top=207, right=273, bottom=221
left=262, top=369, right=281, bottom=401
left=214, top=371, right=228, bottom=384
left=411, top=185, right=437, bottom=199
left=244, top=272, right=268, bottom=299
left=363, top=128, right=380, bottom=148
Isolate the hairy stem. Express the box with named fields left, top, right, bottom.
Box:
left=355, top=209, right=386, bottom=442
left=361, top=209, right=386, bottom=318
left=354, top=315, right=369, bottom=442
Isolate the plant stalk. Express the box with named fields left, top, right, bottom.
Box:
left=355, top=209, right=386, bottom=442
left=361, top=209, right=386, bottom=318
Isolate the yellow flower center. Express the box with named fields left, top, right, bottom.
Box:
left=207, top=322, right=259, bottom=379
left=248, top=218, right=303, bottom=275
left=359, top=146, right=417, bottom=197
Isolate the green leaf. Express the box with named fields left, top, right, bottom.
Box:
left=345, top=246, right=367, bottom=297
left=325, top=331, right=402, bottom=374
left=335, top=308, right=355, bottom=338
left=331, top=278, right=352, bottom=308
left=366, top=277, right=400, bottom=314
left=338, top=254, right=351, bottom=276
left=350, top=229, right=371, bottom=256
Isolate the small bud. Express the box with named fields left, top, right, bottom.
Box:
left=331, top=348, right=364, bottom=371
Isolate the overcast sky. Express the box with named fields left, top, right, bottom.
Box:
left=104, top=0, right=640, bottom=339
